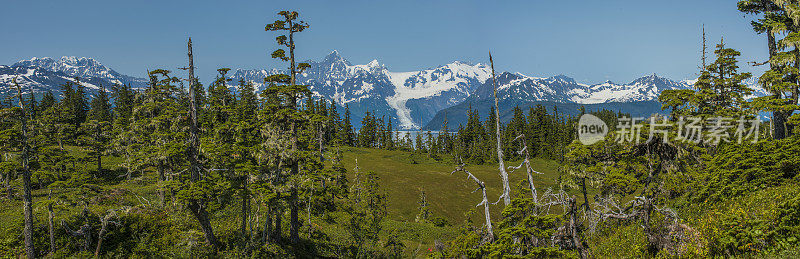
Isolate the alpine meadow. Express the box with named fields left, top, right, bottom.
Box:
left=3, top=1, right=800, bottom=258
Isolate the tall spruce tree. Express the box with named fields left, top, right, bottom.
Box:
left=738, top=0, right=797, bottom=138
left=265, top=10, right=312, bottom=244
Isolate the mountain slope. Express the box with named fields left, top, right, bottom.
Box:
left=422, top=73, right=768, bottom=130
left=2, top=53, right=768, bottom=130
left=229, top=50, right=491, bottom=129
left=0, top=57, right=148, bottom=98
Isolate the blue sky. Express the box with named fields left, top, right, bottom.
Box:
left=1, top=0, right=767, bottom=84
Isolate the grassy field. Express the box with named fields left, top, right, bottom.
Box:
left=0, top=146, right=565, bottom=256
left=338, top=146, right=563, bottom=224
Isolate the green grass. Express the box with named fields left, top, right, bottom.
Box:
left=338, top=146, right=562, bottom=224
left=0, top=145, right=565, bottom=257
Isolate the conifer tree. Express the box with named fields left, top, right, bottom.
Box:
left=83, top=84, right=113, bottom=174
left=39, top=91, right=55, bottom=112
left=704, top=38, right=753, bottom=116
left=183, top=38, right=221, bottom=249
left=738, top=0, right=796, bottom=138
left=88, top=84, right=112, bottom=122
left=111, top=84, right=135, bottom=128
left=265, top=10, right=312, bottom=244
left=341, top=104, right=355, bottom=146
left=69, top=78, right=89, bottom=127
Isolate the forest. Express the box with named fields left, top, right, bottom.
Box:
left=2, top=2, right=800, bottom=258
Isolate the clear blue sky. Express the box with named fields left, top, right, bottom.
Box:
left=1, top=0, right=767, bottom=84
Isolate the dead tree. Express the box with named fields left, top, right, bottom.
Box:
left=488, top=52, right=511, bottom=206
left=536, top=189, right=591, bottom=258
left=2, top=153, right=12, bottom=200
left=239, top=174, right=250, bottom=252
left=568, top=196, right=591, bottom=259
left=508, top=134, right=541, bottom=203
left=451, top=161, right=493, bottom=243
left=63, top=221, right=92, bottom=252
left=587, top=195, right=688, bottom=255
left=95, top=209, right=121, bottom=257
left=47, top=190, right=55, bottom=255
left=184, top=37, right=221, bottom=249
left=14, top=78, right=35, bottom=259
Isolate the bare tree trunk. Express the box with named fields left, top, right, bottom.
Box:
left=158, top=160, right=165, bottom=206
left=240, top=175, right=248, bottom=251
left=14, top=78, right=35, bottom=259
left=569, top=197, right=589, bottom=259
left=306, top=195, right=312, bottom=237
left=95, top=210, right=117, bottom=257
left=318, top=126, right=325, bottom=163
left=263, top=202, right=272, bottom=243
left=480, top=183, right=493, bottom=242
left=515, top=135, right=539, bottom=203
left=489, top=52, right=511, bottom=206
left=250, top=199, right=258, bottom=248
left=80, top=224, right=92, bottom=252
left=452, top=163, right=493, bottom=242
left=48, top=190, right=55, bottom=255
left=290, top=187, right=300, bottom=244
left=274, top=206, right=283, bottom=243
left=95, top=124, right=102, bottom=175
left=4, top=170, right=11, bottom=200
left=186, top=38, right=220, bottom=249
left=581, top=178, right=589, bottom=210
left=642, top=198, right=658, bottom=255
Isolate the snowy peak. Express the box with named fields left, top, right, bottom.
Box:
left=386, top=61, right=491, bottom=129
left=476, top=72, right=766, bottom=106
left=567, top=74, right=689, bottom=104
left=1, top=56, right=148, bottom=98
left=628, top=74, right=681, bottom=89
left=228, top=51, right=492, bottom=129
left=547, top=74, right=577, bottom=85
left=321, top=50, right=351, bottom=66
left=14, top=56, right=117, bottom=81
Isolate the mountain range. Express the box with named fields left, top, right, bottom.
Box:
left=0, top=52, right=768, bottom=129
left=0, top=57, right=148, bottom=98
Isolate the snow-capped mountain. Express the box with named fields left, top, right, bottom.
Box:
left=0, top=56, right=147, bottom=97
left=226, top=51, right=772, bottom=129
left=422, top=72, right=769, bottom=130
left=468, top=72, right=767, bottom=106
left=2, top=52, right=770, bottom=130
left=570, top=74, right=693, bottom=103
left=229, top=50, right=491, bottom=129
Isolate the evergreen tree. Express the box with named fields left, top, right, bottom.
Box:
left=88, top=85, right=112, bottom=122
left=70, top=78, right=89, bottom=126
left=738, top=0, right=796, bottom=138
left=39, top=91, right=55, bottom=112
left=341, top=104, right=355, bottom=146
left=265, top=10, right=312, bottom=244
left=83, top=84, right=112, bottom=175
left=358, top=112, right=378, bottom=148
left=111, top=84, right=135, bottom=129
